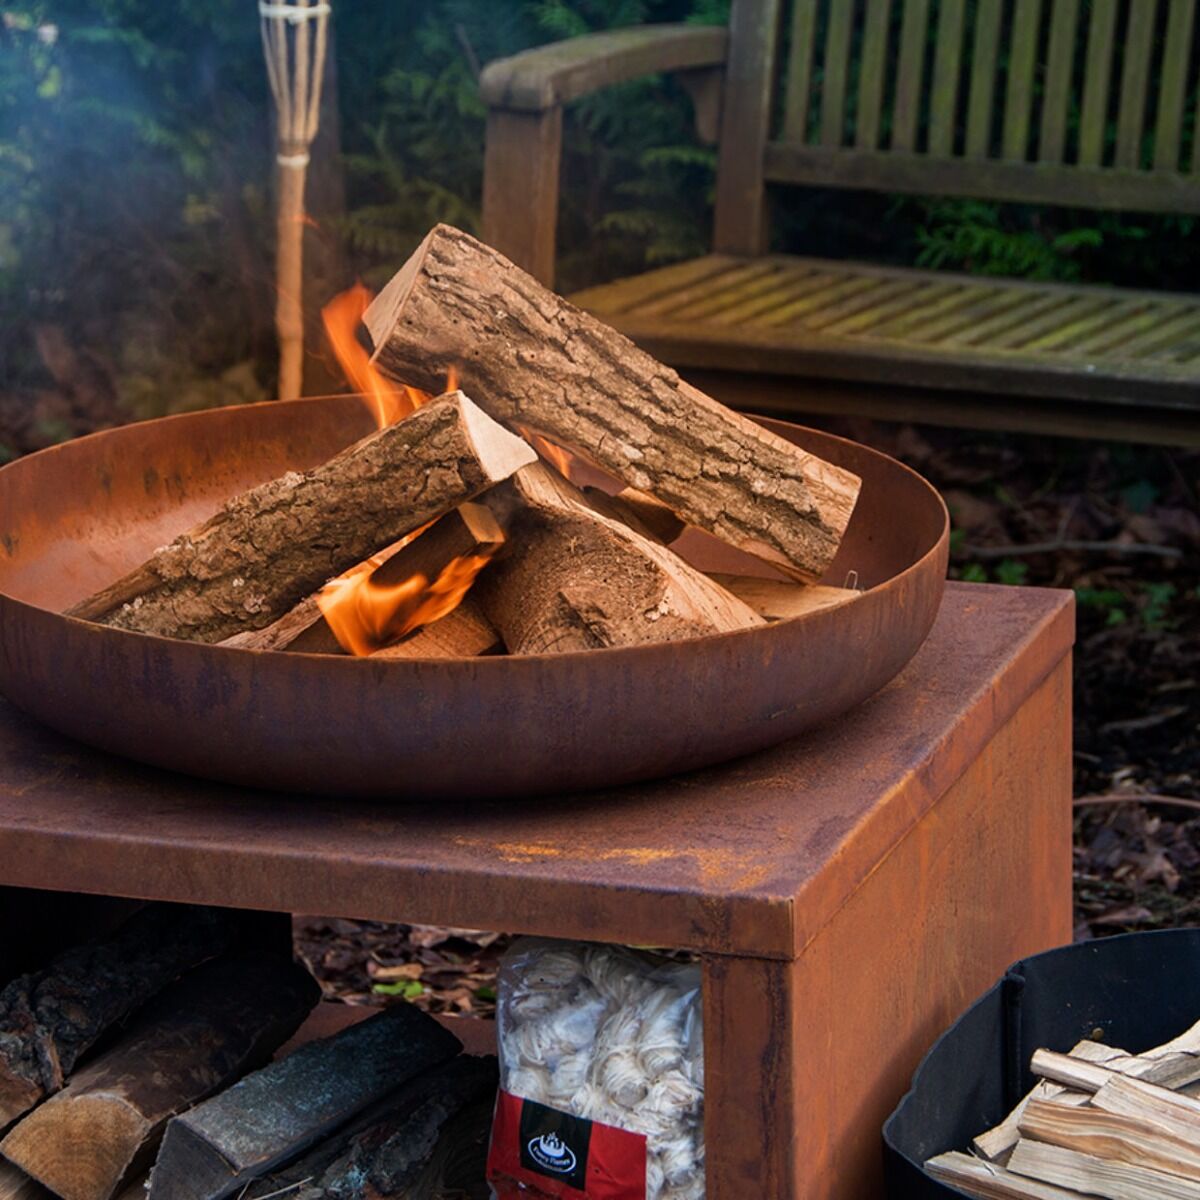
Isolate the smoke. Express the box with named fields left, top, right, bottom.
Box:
left=0, top=1, right=275, bottom=445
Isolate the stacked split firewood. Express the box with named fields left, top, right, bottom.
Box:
left=67, top=226, right=863, bottom=659
left=928, top=1015, right=1200, bottom=1199
left=0, top=903, right=495, bottom=1200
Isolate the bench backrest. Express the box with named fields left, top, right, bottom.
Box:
left=714, top=0, right=1200, bottom=254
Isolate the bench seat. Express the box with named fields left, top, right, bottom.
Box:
left=571, top=254, right=1200, bottom=414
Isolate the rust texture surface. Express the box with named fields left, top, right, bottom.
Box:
left=0, top=583, right=1072, bottom=959
left=0, top=397, right=947, bottom=799
left=711, top=660, right=1073, bottom=1200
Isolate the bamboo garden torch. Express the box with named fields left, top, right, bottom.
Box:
left=259, top=0, right=330, bottom=399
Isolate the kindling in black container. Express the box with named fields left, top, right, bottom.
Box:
left=883, top=928, right=1200, bottom=1199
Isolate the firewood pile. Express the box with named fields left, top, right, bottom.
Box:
left=0, top=903, right=495, bottom=1200
left=928, top=1015, right=1200, bottom=1198
left=66, top=226, right=863, bottom=660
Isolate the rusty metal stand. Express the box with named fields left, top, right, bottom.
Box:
left=0, top=582, right=1073, bottom=1199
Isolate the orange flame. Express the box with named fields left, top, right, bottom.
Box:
left=322, top=284, right=432, bottom=429
left=515, top=426, right=577, bottom=482
left=318, top=286, right=483, bottom=655
left=316, top=548, right=499, bottom=657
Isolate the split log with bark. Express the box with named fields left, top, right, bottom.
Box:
left=149, top=1004, right=461, bottom=1200
left=68, top=392, right=534, bottom=643
left=475, top=463, right=763, bottom=654
left=0, top=905, right=235, bottom=1129
left=220, top=502, right=505, bottom=656
left=242, top=1055, right=498, bottom=1200
left=0, top=954, right=318, bottom=1200
left=364, top=224, right=861, bottom=582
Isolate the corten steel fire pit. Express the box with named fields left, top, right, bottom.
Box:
left=0, top=394, right=947, bottom=798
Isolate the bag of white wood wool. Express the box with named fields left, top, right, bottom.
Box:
left=487, top=938, right=704, bottom=1200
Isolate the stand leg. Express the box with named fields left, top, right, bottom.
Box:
left=702, top=659, right=1072, bottom=1199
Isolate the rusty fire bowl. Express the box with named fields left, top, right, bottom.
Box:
left=0, top=397, right=948, bottom=799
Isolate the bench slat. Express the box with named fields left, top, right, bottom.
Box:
left=1003, top=0, right=1043, bottom=161
left=893, top=0, right=932, bottom=151
left=1021, top=301, right=1144, bottom=351
left=820, top=0, right=854, bottom=147
left=781, top=0, right=821, bottom=142
left=1078, top=0, right=1120, bottom=166
left=1071, top=302, right=1191, bottom=355
left=763, top=142, right=1200, bottom=211
left=859, top=284, right=987, bottom=339
left=857, top=0, right=893, bottom=150
left=928, top=0, right=966, bottom=156
left=1039, top=0, right=1081, bottom=163
left=1115, top=0, right=1159, bottom=169
left=752, top=274, right=885, bottom=325
left=966, top=0, right=1004, bottom=157
left=1154, top=0, right=1197, bottom=170
left=709, top=271, right=852, bottom=325
left=885, top=286, right=1027, bottom=343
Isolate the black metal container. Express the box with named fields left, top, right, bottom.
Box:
left=884, top=929, right=1200, bottom=1198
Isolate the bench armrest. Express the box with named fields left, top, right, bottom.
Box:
left=480, top=24, right=728, bottom=112
left=481, top=25, right=728, bottom=288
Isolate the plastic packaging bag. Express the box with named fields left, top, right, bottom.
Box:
left=487, top=938, right=704, bottom=1199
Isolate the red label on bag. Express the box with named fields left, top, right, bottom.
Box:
left=487, top=1089, right=647, bottom=1199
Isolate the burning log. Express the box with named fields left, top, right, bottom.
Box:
left=220, top=503, right=504, bottom=657
left=316, top=501, right=505, bottom=656
left=0, top=954, right=319, bottom=1200
left=242, top=1056, right=498, bottom=1200
left=68, top=392, right=535, bottom=643
left=0, top=904, right=235, bottom=1129
left=148, top=1004, right=461, bottom=1200
left=364, top=224, right=862, bottom=582
left=475, top=462, right=763, bottom=655
left=219, top=592, right=340, bottom=654
left=370, top=597, right=501, bottom=659
left=709, top=574, right=859, bottom=621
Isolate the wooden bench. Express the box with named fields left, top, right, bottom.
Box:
left=480, top=4, right=1200, bottom=446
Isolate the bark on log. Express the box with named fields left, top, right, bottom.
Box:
left=0, top=955, right=319, bottom=1200
left=364, top=224, right=861, bottom=581
left=475, top=463, right=763, bottom=654
left=243, top=1056, right=497, bottom=1200
left=0, top=905, right=235, bottom=1129
left=708, top=574, right=859, bottom=621
left=149, top=1005, right=461, bottom=1200
left=68, top=392, right=535, bottom=643
left=317, top=1058, right=497, bottom=1200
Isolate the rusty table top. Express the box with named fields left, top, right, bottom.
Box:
left=0, top=582, right=1072, bottom=960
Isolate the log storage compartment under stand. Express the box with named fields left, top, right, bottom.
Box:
left=0, top=907, right=502, bottom=1200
